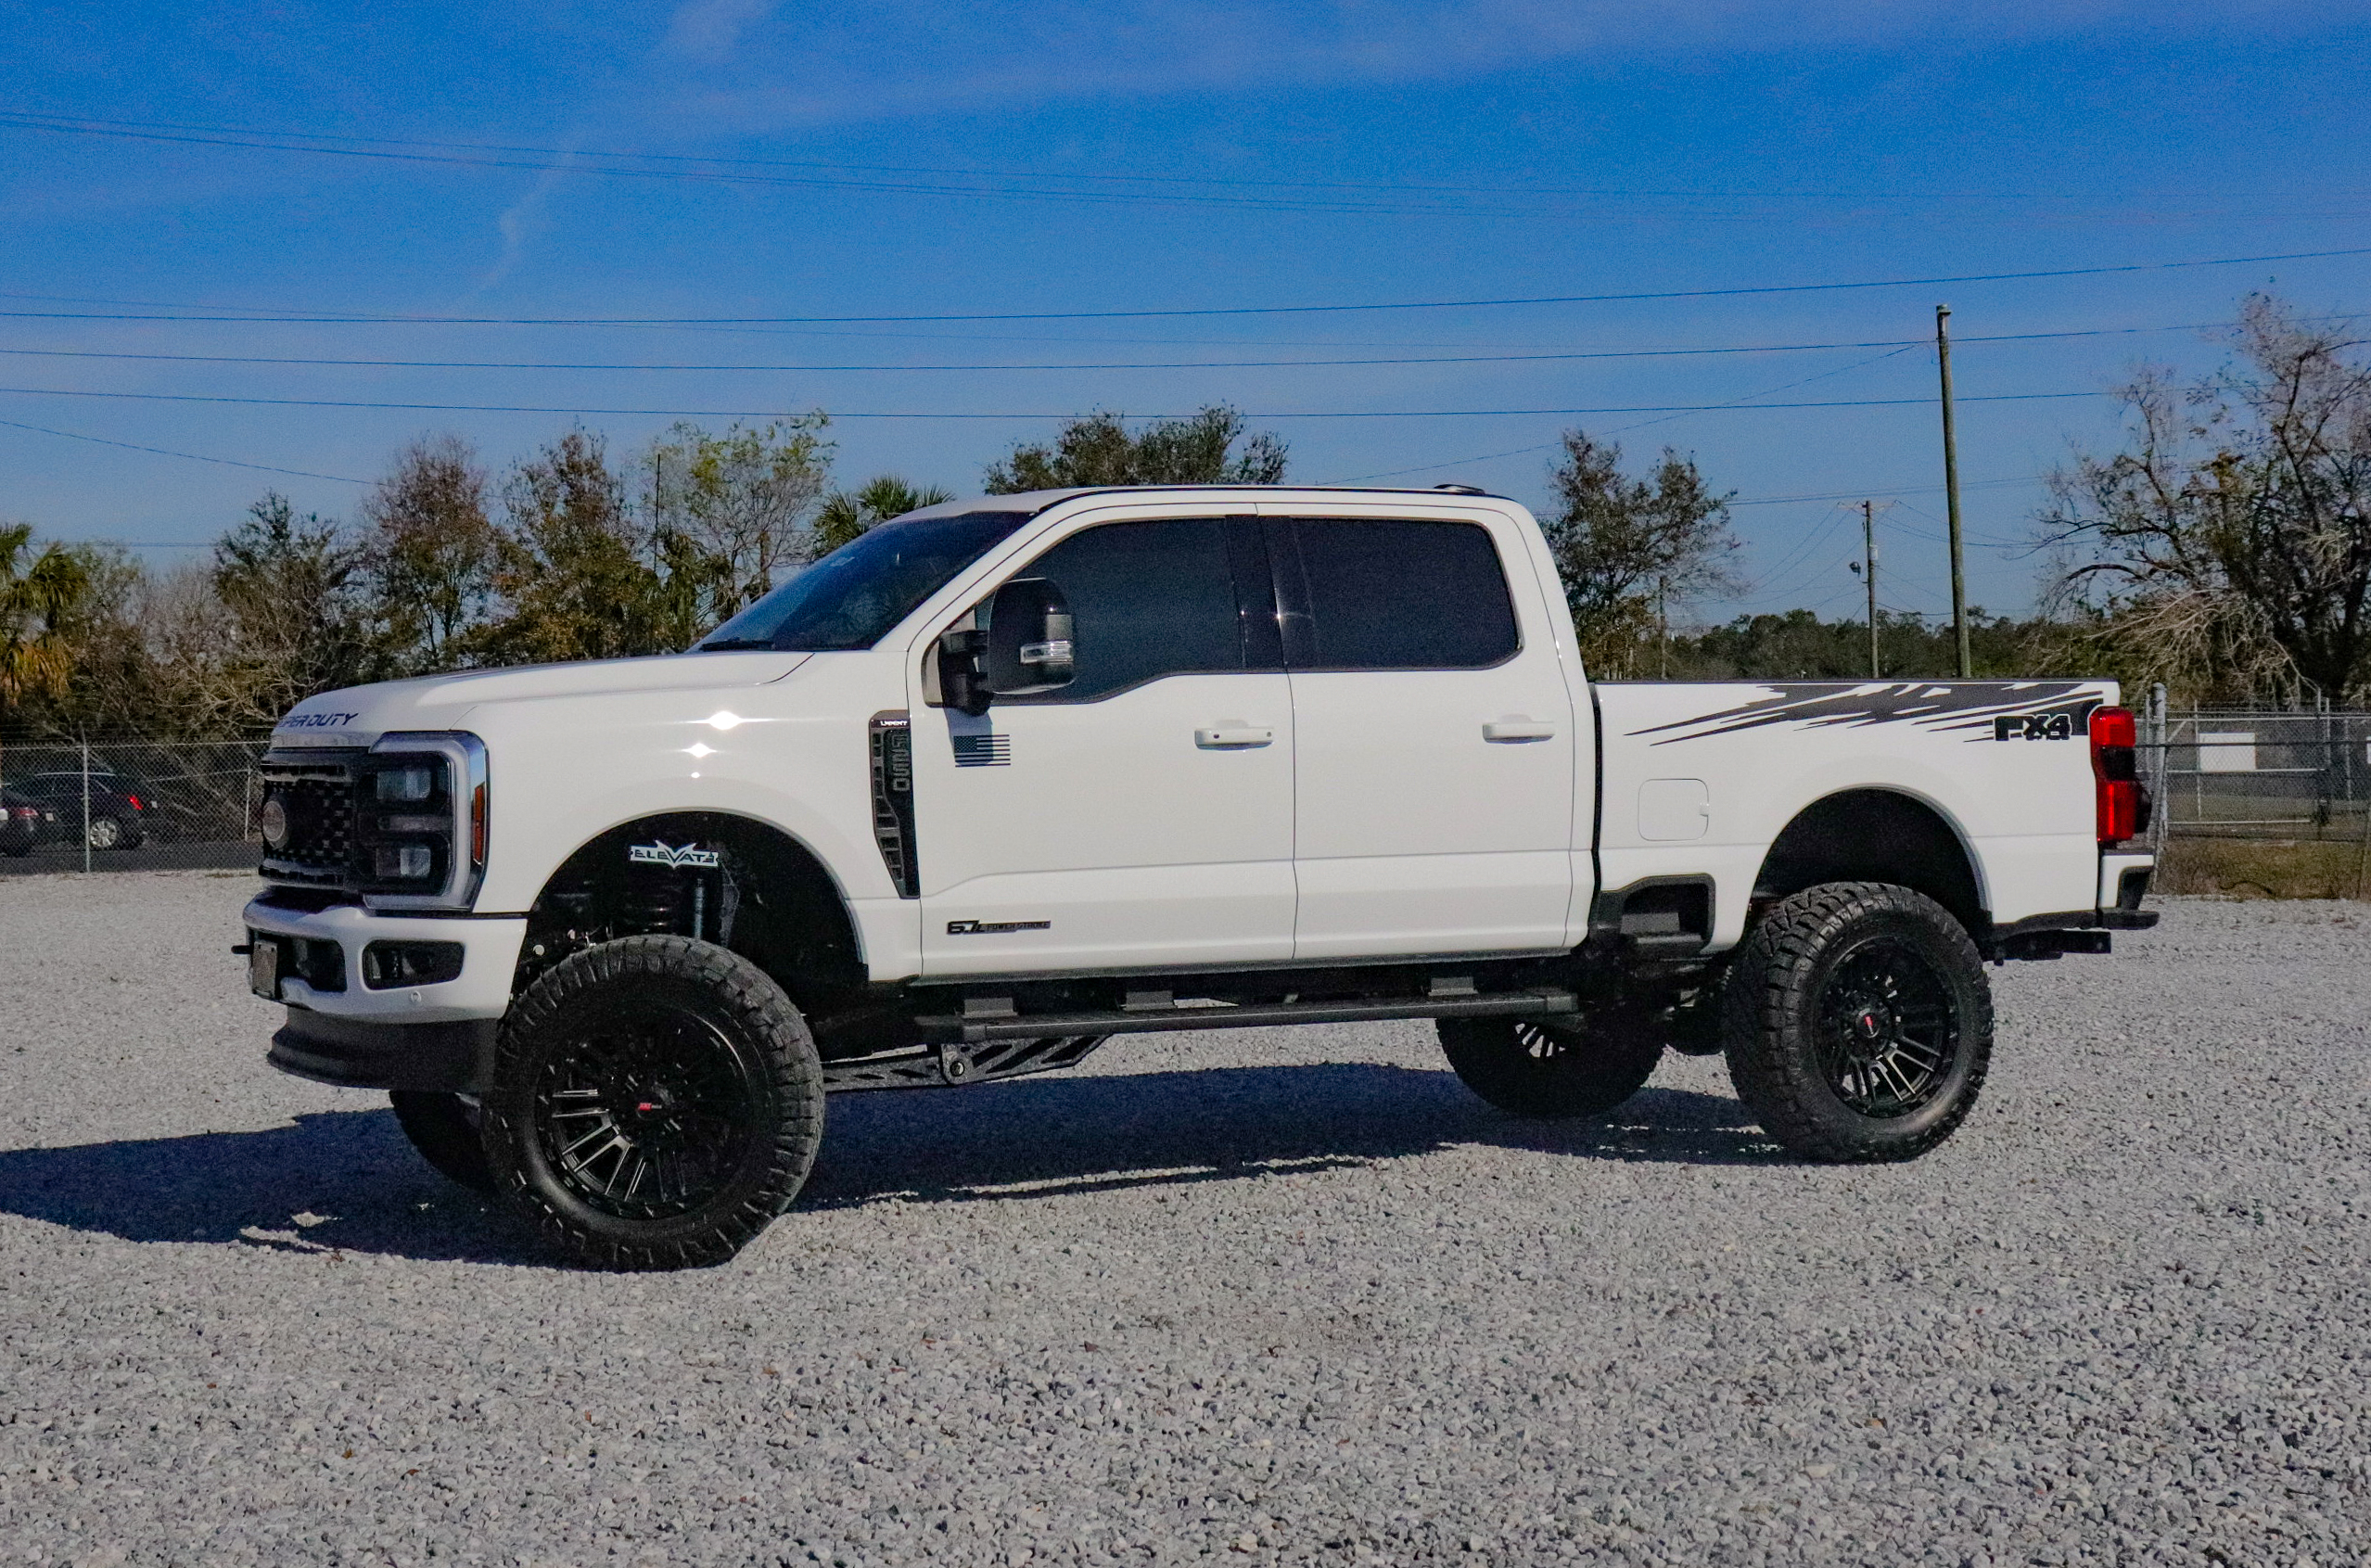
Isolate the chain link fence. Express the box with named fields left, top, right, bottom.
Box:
left=8, top=706, right=2366, bottom=894
left=0, top=736, right=269, bottom=875
left=2137, top=692, right=2371, bottom=898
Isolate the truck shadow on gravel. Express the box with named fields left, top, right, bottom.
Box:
left=0, top=1064, right=1776, bottom=1263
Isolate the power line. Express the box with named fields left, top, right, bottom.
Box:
left=0, top=414, right=369, bottom=483
left=0, top=247, right=2362, bottom=327
left=0, top=321, right=2243, bottom=374
left=11, top=111, right=2361, bottom=222
left=0, top=385, right=2104, bottom=419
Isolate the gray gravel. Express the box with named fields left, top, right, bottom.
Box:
left=2, top=872, right=2365, bottom=1566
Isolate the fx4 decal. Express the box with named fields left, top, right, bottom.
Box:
left=1629, top=681, right=2101, bottom=744
left=629, top=840, right=721, bottom=870
left=1994, top=711, right=2080, bottom=741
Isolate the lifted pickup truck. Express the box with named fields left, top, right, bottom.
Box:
left=242, top=484, right=2155, bottom=1268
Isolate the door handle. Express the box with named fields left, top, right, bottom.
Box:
left=1484, top=719, right=1557, bottom=743
left=1195, top=724, right=1275, bottom=749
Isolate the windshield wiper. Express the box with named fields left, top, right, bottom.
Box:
left=695, top=637, right=780, bottom=651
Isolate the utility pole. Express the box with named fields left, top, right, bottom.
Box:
left=1861, top=500, right=1880, bottom=679
left=1935, top=304, right=1971, bottom=677
left=1656, top=575, right=1669, bottom=680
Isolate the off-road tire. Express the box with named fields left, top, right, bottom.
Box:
left=1438, top=1006, right=1664, bottom=1118
left=479, top=936, right=824, bottom=1270
left=1722, top=881, right=1992, bottom=1163
left=389, top=1090, right=496, bottom=1192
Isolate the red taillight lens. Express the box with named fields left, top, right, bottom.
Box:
left=126, top=795, right=141, bottom=810
left=2090, top=705, right=2141, bottom=847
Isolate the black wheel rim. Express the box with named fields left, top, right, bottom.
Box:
left=533, top=1001, right=760, bottom=1220
left=1815, top=937, right=1960, bottom=1117
left=1513, top=1021, right=1582, bottom=1064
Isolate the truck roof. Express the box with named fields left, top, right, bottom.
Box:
left=893, top=483, right=1503, bottom=522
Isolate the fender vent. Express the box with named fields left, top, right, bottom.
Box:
left=869, top=711, right=919, bottom=899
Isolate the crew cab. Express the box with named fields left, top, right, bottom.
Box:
left=239, top=485, right=2155, bottom=1268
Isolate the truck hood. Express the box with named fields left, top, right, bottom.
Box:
left=269, top=652, right=811, bottom=747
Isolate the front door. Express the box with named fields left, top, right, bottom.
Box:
left=1266, top=511, right=1580, bottom=960
left=912, top=512, right=1296, bottom=976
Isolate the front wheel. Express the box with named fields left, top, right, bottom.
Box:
left=1721, top=882, right=1992, bottom=1163
left=478, top=936, right=824, bottom=1270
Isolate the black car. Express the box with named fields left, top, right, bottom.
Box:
left=12, top=769, right=148, bottom=850
left=0, top=788, right=63, bottom=857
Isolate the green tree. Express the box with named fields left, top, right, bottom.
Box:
left=2042, top=294, right=2371, bottom=705
left=484, top=429, right=671, bottom=663
left=984, top=406, right=1287, bottom=492
left=210, top=494, right=372, bottom=728
left=811, top=475, right=955, bottom=555
left=358, top=433, right=499, bottom=675
left=647, top=417, right=835, bottom=634
left=1539, top=430, right=1739, bottom=677
left=0, top=522, right=91, bottom=713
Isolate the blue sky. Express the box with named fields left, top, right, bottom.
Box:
left=3, top=1, right=2366, bottom=622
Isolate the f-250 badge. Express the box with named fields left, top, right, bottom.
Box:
left=1994, top=712, right=2078, bottom=741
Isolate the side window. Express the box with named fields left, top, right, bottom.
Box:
left=1000, top=517, right=1249, bottom=702
left=1288, top=517, right=1521, bottom=670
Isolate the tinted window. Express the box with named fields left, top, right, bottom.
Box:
left=696, top=510, right=1030, bottom=653
left=1001, top=518, right=1246, bottom=701
left=1290, top=518, right=1519, bottom=670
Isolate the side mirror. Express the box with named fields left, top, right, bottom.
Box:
left=933, top=577, right=1075, bottom=716
left=984, top=578, right=1075, bottom=697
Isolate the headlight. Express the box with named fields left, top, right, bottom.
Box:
left=357, top=733, right=489, bottom=911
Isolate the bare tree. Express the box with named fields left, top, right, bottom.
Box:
left=1539, top=431, right=1740, bottom=676
left=2042, top=295, right=2371, bottom=705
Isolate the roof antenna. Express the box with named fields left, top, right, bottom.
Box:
left=1432, top=483, right=1487, bottom=495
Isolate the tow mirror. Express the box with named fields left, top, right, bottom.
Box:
left=985, top=578, right=1075, bottom=695
left=934, top=577, right=1075, bottom=716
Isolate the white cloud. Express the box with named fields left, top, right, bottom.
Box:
left=664, top=0, right=784, bottom=65
left=640, top=0, right=2317, bottom=129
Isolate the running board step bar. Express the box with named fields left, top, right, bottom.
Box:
left=915, top=987, right=1579, bottom=1046
left=823, top=1033, right=1111, bottom=1093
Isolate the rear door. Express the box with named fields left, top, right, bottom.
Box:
left=1265, top=508, right=1580, bottom=960
left=911, top=508, right=1297, bottom=975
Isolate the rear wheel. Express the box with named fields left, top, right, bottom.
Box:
left=85, top=816, right=123, bottom=851
left=479, top=936, right=823, bottom=1270
left=389, top=1090, right=495, bottom=1192
left=1721, top=882, right=1992, bottom=1162
left=1438, top=1005, right=1664, bottom=1118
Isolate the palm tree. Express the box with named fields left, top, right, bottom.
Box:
left=811, top=476, right=953, bottom=555
left=0, top=522, right=89, bottom=708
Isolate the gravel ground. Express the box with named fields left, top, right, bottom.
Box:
left=0, top=873, right=2364, bottom=1567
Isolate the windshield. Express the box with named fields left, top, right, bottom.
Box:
left=695, top=510, right=1032, bottom=653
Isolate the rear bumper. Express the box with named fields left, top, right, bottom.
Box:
left=268, top=1009, right=498, bottom=1093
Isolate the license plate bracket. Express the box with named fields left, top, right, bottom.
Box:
left=249, top=937, right=280, bottom=1001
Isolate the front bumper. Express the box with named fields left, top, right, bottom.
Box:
left=241, top=897, right=526, bottom=1023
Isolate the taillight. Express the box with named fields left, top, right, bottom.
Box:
left=2090, top=706, right=2142, bottom=847
left=126, top=795, right=141, bottom=810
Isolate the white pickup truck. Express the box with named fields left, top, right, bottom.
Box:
left=241, top=484, right=2156, bottom=1268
